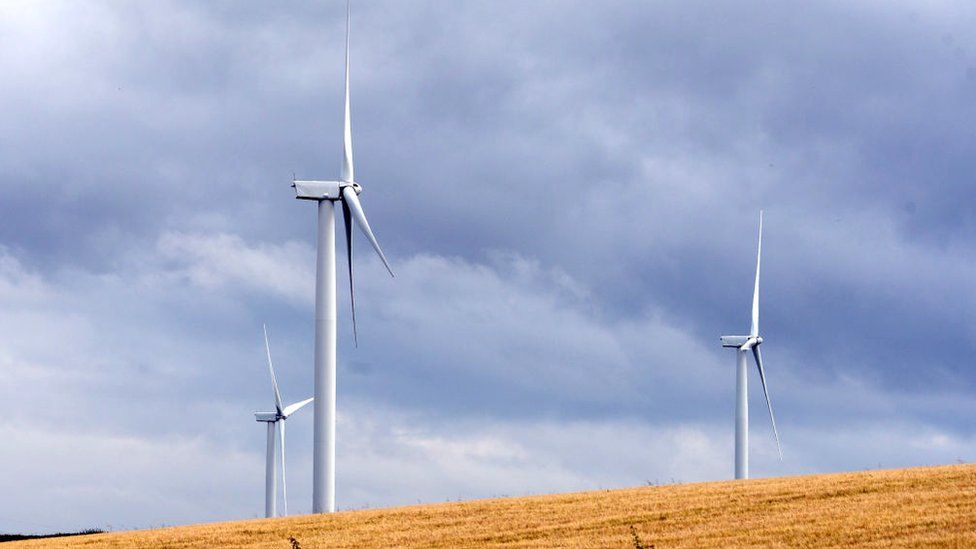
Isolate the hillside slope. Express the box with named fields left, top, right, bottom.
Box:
left=12, top=464, right=976, bottom=548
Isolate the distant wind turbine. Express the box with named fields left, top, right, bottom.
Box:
left=255, top=325, right=313, bottom=518
left=291, top=0, right=394, bottom=513
left=720, top=211, right=782, bottom=480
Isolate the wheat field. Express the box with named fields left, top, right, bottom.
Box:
left=11, top=464, right=976, bottom=548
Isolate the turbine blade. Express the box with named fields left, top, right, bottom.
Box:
left=282, top=397, right=314, bottom=418
left=279, top=421, right=287, bottom=516
left=342, top=186, right=394, bottom=277
left=341, top=0, right=353, bottom=183
left=342, top=199, right=358, bottom=346
left=750, top=211, right=762, bottom=337
left=752, top=345, right=782, bottom=459
left=263, top=324, right=283, bottom=414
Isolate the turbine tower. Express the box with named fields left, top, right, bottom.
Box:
left=291, top=0, right=394, bottom=513
left=720, top=211, right=782, bottom=479
left=255, top=324, right=314, bottom=518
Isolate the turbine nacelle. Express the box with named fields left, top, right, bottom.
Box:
left=719, top=335, right=764, bottom=350
left=720, top=335, right=750, bottom=348
left=254, top=411, right=279, bottom=423
left=292, top=180, right=362, bottom=201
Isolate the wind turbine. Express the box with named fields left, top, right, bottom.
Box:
left=291, top=0, right=394, bottom=513
left=720, top=211, right=782, bottom=480
left=255, top=325, right=314, bottom=518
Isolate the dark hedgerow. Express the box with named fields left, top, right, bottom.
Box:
left=0, top=529, right=104, bottom=543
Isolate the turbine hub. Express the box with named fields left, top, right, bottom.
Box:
left=338, top=180, right=363, bottom=194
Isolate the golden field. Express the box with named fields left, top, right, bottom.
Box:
left=12, top=464, right=976, bottom=548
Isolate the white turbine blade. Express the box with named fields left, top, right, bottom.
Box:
left=279, top=421, right=287, bottom=516
left=263, top=324, right=283, bottom=414
left=750, top=211, right=763, bottom=337
left=342, top=199, right=358, bottom=346
left=341, top=0, right=353, bottom=183
left=752, top=345, right=782, bottom=459
left=342, top=186, right=394, bottom=277
left=282, top=397, right=314, bottom=418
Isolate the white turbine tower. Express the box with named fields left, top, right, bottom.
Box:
left=720, top=211, right=782, bottom=480
left=255, top=325, right=314, bottom=518
left=291, top=0, right=394, bottom=513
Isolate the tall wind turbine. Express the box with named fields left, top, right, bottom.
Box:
left=255, top=325, right=314, bottom=518
left=720, top=211, right=782, bottom=480
left=291, top=0, right=394, bottom=513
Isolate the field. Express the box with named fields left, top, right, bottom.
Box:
left=10, top=464, right=976, bottom=548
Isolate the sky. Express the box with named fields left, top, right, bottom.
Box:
left=2, top=0, right=976, bottom=533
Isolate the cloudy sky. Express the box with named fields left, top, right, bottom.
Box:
left=3, top=0, right=976, bottom=533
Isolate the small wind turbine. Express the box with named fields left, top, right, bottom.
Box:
left=255, top=324, right=313, bottom=518
left=720, top=211, right=782, bottom=479
left=291, top=0, right=394, bottom=513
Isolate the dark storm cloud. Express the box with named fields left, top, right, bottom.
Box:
left=341, top=1, right=976, bottom=393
